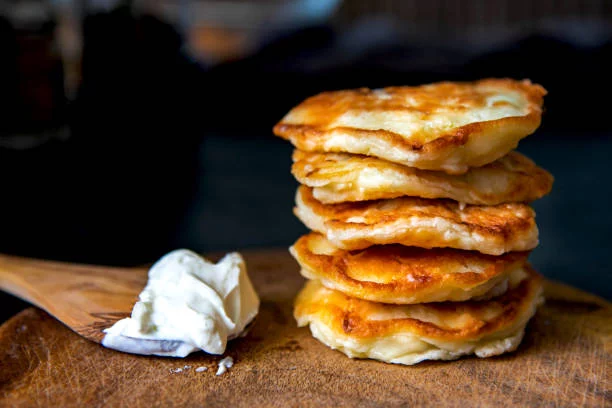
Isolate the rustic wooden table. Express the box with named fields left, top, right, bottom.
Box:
left=0, top=249, right=610, bottom=407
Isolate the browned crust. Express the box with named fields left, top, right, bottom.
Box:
left=291, top=150, right=554, bottom=205
left=296, top=186, right=537, bottom=250
left=294, top=266, right=543, bottom=341
left=291, top=233, right=529, bottom=301
left=273, top=78, right=546, bottom=157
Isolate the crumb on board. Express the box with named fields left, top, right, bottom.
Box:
left=216, top=356, right=234, bottom=376
left=169, top=360, right=232, bottom=375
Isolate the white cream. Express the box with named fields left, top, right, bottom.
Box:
left=102, top=249, right=260, bottom=357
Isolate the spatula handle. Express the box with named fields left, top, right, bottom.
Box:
left=0, top=253, right=68, bottom=310
left=0, top=253, right=145, bottom=343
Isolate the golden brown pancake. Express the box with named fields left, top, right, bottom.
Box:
left=290, top=232, right=530, bottom=304
left=294, top=186, right=538, bottom=255
left=292, top=150, right=553, bottom=205
left=274, top=79, right=546, bottom=174
left=294, top=265, right=543, bottom=365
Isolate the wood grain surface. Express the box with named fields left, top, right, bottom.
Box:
left=0, top=249, right=610, bottom=407
left=0, top=253, right=145, bottom=344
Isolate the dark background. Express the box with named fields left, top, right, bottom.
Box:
left=1, top=0, right=611, bottom=322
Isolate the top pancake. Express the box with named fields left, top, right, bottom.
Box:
left=274, top=79, right=546, bottom=174
left=292, top=150, right=553, bottom=205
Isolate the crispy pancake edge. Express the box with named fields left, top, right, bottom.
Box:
left=294, top=186, right=539, bottom=255
left=290, top=232, right=530, bottom=304
left=291, top=150, right=554, bottom=205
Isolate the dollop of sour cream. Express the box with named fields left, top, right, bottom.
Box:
left=102, top=249, right=260, bottom=357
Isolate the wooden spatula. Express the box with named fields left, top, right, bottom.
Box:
left=0, top=253, right=146, bottom=344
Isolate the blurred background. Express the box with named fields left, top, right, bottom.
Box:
left=1, top=0, right=611, bottom=320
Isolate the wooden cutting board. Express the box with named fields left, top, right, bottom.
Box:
left=0, top=249, right=610, bottom=407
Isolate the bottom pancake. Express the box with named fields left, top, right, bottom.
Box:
left=294, top=266, right=543, bottom=365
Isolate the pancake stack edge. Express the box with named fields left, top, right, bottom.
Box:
left=273, top=79, right=553, bottom=365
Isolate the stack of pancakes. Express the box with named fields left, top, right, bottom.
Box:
left=273, top=79, right=553, bottom=365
